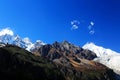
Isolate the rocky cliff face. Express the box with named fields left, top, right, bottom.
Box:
left=32, top=41, right=117, bottom=80
left=36, top=41, right=97, bottom=60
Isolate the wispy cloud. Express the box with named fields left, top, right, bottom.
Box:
left=88, top=25, right=92, bottom=30
left=71, top=24, right=79, bottom=30
left=88, top=21, right=94, bottom=30
left=0, top=28, right=14, bottom=36
left=89, top=30, right=95, bottom=35
left=88, top=21, right=95, bottom=35
left=70, top=20, right=95, bottom=35
left=71, top=20, right=80, bottom=30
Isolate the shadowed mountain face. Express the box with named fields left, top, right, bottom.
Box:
left=35, top=41, right=97, bottom=60
left=0, top=41, right=117, bottom=80
left=0, top=45, right=65, bottom=80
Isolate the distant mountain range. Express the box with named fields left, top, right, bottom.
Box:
left=0, top=34, right=45, bottom=51
left=0, top=30, right=120, bottom=79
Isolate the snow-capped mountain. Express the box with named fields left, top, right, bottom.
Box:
left=13, top=35, right=27, bottom=48
left=0, top=34, right=13, bottom=44
left=83, top=42, right=120, bottom=57
left=83, top=42, right=120, bottom=74
left=22, top=37, right=34, bottom=51
left=30, top=40, right=45, bottom=51
left=0, top=28, right=45, bottom=51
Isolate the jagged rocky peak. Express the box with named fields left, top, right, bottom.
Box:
left=34, top=40, right=45, bottom=47
left=35, top=41, right=97, bottom=60
left=61, top=40, right=70, bottom=49
left=0, top=34, right=13, bottom=44
left=0, top=33, right=46, bottom=51
left=62, top=40, right=79, bottom=50
left=30, top=40, right=45, bottom=52
left=52, top=40, right=82, bottom=53
left=13, top=35, right=22, bottom=46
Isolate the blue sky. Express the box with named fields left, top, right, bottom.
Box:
left=0, top=0, right=120, bottom=52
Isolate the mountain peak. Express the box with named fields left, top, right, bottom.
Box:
left=35, top=40, right=45, bottom=45
left=52, top=41, right=80, bottom=52
left=62, top=40, right=69, bottom=44
left=83, top=42, right=120, bottom=75
left=36, top=41, right=97, bottom=60
left=0, top=28, right=45, bottom=51
left=83, top=42, right=120, bottom=57
left=85, top=42, right=96, bottom=47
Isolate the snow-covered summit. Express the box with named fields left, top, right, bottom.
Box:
left=0, top=28, right=45, bottom=51
left=30, top=40, right=45, bottom=51
left=83, top=42, right=120, bottom=74
left=83, top=42, right=120, bottom=57
left=22, top=37, right=34, bottom=51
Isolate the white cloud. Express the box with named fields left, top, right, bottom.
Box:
left=70, top=20, right=95, bottom=34
left=71, top=20, right=80, bottom=25
left=0, top=28, right=14, bottom=36
left=88, top=21, right=94, bottom=30
left=88, top=21, right=95, bottom=35
left=90, top=21, right=94, bottom=26
left=89, top=30, right=95, bottom=35
left=71, top=25, right=79, bottom=30
left=88, top=25, right=92, bottom=30
left=71, top=20, right=80, bottom=30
